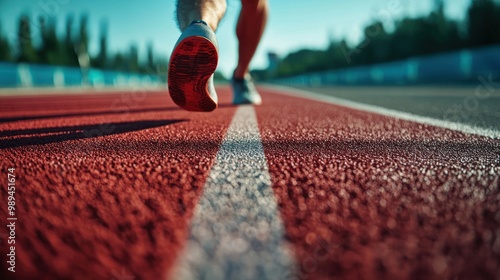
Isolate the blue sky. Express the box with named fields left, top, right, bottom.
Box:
left=0, top=0, right=472, bottom=77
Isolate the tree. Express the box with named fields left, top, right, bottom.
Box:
left=17, top=14, right=37, bottom=63
left=0, top=22, right=12, bottom=62
left=74, top=14, right=90, bottom=68
left=38, top=17, right=61, bottom=65
left=156, top=57, right=168, bottom=82
left=111, top=52, right=125, bottom=70
left=78, top=14, right=89, bottom=51
left=93, top=20, right=108, bottom=69
left=467, top=0, right=500, bottom=47
left=146, top=42, right=155, bottom=71
left=128, top=44, right=139, bottom=72
left=267, top=0, right=500, bottom=80
left=351, top=21, right=390, bottom=65
left=428, top=1, right=463, bottom=52
left=63, top=14, right=79, bottom=66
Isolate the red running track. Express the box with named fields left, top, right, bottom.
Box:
left=257, top=87, right=500, bottom=280
left=0, top=86, right=499, bottom=280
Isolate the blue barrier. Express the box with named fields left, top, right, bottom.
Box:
left=0, top=62, right=20, bottom=86
left=274, top=45, right=500, bottom=86
left=0, top=62, right=162, bottom=88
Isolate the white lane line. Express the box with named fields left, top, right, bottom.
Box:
left=267, top=85, right=500, bottom=139
left=171, top=105, right=295, bottom=280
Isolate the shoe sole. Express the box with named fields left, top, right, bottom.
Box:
left=168, top=36, right=218, bottom=112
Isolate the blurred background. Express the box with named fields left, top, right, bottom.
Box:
left=0, top=0, right=499, bottom=88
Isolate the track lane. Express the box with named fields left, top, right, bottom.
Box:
left=256, top=87, right=500, bottom=280
left=173, top=106, right=294, bottom=280
left=0, top=85, right=499, bottom=280
left=0, top=88, right=236, bottom=280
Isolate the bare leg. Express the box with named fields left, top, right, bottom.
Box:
left=233, top=0, right=269, bottom=79
left=176, top=0, right=227, bottom=31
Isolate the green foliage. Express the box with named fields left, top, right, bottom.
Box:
left=1, top=0, right=498, bottom=79
left=0, top=22, right=12, bottom=61
left=127, top=45, right=139, bottom=73
left=92, top=20, right=108, bottom=69
left=271, top=0, right=500, bottom=79
left=63, top=15, right=79, bottom=67
left=17, top=14, right=38, bottom=63
left=146, top=42, right=155, bottom=71
left=213, top=71, right=227, bottom=82
left=78, top=14, right=89, bottom=50
left=467, top=0, right=500, bottom=46
left=38, top=17, right=61, bottom=65
left=0, top=13, right=167, bottom=76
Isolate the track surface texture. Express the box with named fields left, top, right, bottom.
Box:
left=0, top=85, right=499, bottom=280
left=298, top=85, right=500, bottom=132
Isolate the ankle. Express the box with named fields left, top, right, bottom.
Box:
left=233, top=69, right=250, bottom=80
left=181, top=12, right=219, bottom=31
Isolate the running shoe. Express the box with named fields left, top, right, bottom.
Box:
left=231, top=75, right=262, bottom=105
left=168, top=20, right=219, bottom=112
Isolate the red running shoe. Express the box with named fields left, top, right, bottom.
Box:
left=168, top=20, right=219, bottom=112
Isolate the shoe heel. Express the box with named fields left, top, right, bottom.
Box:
left=168, top=23, right=219, bottom=112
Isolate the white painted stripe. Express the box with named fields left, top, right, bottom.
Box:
left=171, top=105, right=295, bottom=280
left=268, top=85, right=500, bottom=139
